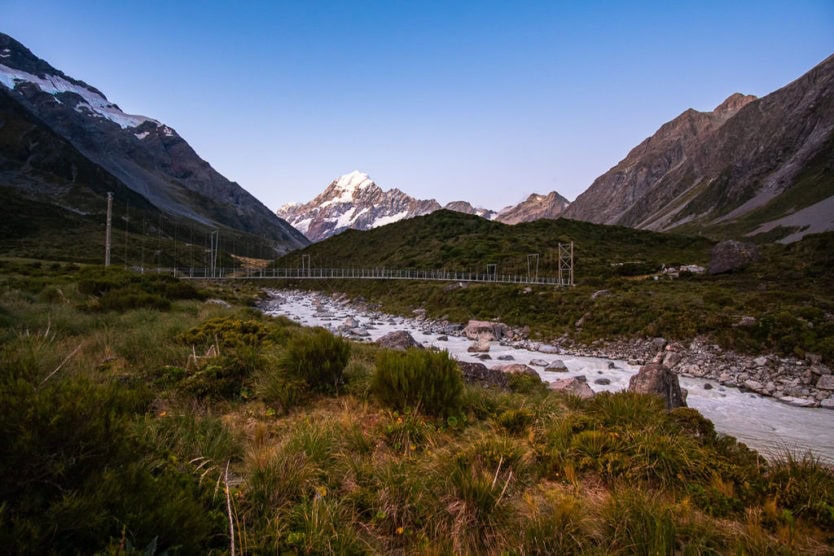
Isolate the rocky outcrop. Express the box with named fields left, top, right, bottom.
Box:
left=628, top=363, right=688, bottom=409
left=564, top=55, right=834, bottom=242
left=376, top=330, right=423, bottom=350
left=708, top=240, right=760, bottom=274
left=444, top=201, right=496, bottom=220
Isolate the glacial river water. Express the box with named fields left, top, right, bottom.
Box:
left=262, top=290, right=834, bottom=463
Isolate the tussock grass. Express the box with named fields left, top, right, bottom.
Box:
left=2, top=264, right=833, bottom=553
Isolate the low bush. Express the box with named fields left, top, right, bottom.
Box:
left=372, top=349, right=463, bottom=417
left=281, top=327, right=351, bottom=393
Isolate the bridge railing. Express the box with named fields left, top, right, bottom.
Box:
left=148, top=266, right=572, bottom=286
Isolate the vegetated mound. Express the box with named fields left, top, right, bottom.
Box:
left=275, top=209, right=714, bottom=280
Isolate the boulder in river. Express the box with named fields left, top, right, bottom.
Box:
left=627, top=363, right=687, bottom=409
left=529, top=358, right=550, bottom=367
left=376, top=330, right=423, bottom=351
left=467, top=338, right=491, bottom=353
left=544, top=360, right=568, bottom=372
left=463, top=320, right=508, bottom=341
left=493, top=364, right=540, bottom=378
left=549, top=378, right=595, bottom=399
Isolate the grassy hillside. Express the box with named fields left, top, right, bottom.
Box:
left=1, top=262, right=832, bottom=553
left=270, top=211, right=834, bottom=362
left=277, top=210, right=713, bottom=281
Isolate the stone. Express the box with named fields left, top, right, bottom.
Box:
left=575, top=375, right=587, bottom=383
left=463, top=320, right=507, bottom=341
left=708, top=240, right=760, bottom=275
left=545, top=360, right=569, bottom=372
left=497, top=355, right=515, bottom=361
left=205, top=298, right=231, bottom=308
left=754, top=356, right=768, bottom=367
left=537, top=344, right=560, bottom=354
left=816, top=375, right=834, bottom=390
left=779, top=396, right=817, bottom=408
left=548, top=378, right=595, bottom=399
left=343, top=316, right=359, bottom=328
left=494, top=364, right=539, bottom=378
left=820, top=397, right=834, bottom=410
left=811, top=364, right=832, bottom=376
left=529, top=358, right=550, bottom=367
left=662, top=351, right=682, bottom=369
left=458, top=362, right=509, bottom=390
left=733, top=316, right=758, bottom=328
left=436, top=335, right=448, bottom=341
left=627, top=363, right=687, bottom=409
left=477, top=354, right=492, bottom=360
left=467, top=338, right=491, bottom=353
left=805, top=352, right=823, bottom=365
left=608, top=361, right=617, bottom=369
left=594, top=378, right=611, bottom=385
left=376, top=330, right=423, bottom=351
left=349, top=328, right=370, bottom=337
left=703, top=383, right=713, bottom=390
left=652, top=337, right=667, bottom=349
left=743, top=380, right=764, bottom=392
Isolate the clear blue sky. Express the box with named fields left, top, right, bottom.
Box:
left=3, top=0, right=833, bottom=210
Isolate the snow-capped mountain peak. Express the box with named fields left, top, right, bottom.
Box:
left=334, top=170, right=374, bottom=192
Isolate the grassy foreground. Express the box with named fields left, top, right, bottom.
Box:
left=1, top=261, right=833, bottom=554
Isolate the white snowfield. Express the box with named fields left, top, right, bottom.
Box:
left=263, top=289, right=834, bottom=463
left=0, top=63, right=159, bottom=129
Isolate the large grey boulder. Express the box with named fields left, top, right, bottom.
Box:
left=708, top=240, right=760, bottom=275
left=463, top=320, right=508, bottom=341
left=549, top=378, right=595, bottom=399
left=628, top=363, right=688, bottom=409
left=376, top=330, right=423, bottom=351
left=457, top=362, right=509, bottom=390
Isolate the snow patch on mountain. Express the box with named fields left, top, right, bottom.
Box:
left=0, top=63, right=158, bottom=129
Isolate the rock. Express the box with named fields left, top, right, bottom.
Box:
left=662, top=351, right=682, bottom=369
left=733, top=316, right=758, bottom=328
left=349, top=328, right=370, bottom=337
left=376, top=330, right=423, bottom=351
left=816, top=375, right=834, bottom=390
left=575, top=375, right=587, bottom=383
left=477, top=354, right=492, bottom=360
left=591, top=289, right=611, bottom=300
left=607, top=361, right=617, bottom=369
left=708, top=240, right=760, bottom=275
left=652, top=337, right=667, bottom=350
left=467, top=338, right=491, bottom=353
left=436, top=335, right=449, bottom=341
left=343, top=316, right=359, bottom=328
left=811, top=364, right=832, bottom=376
left=205, top=298, right=231, bottom=308
left=463, top=320, right=507, bottom=341
left=743, top=380, right=764, bottom=392
left=548, top=378, right=595, bottom=399
left=594, top=378, right=611, bottom=385
left=703, top=383, right=713, bottom=390
left=537, top=344, right=560, bottom=354
left=821, top=397, right=834, bottom=410
left=805, top=352, right=823, bottom=365
left=628, top=363, right=687, bottom=409
left=779, top=396, right=817, bottom=408
left=497, top=355, right=515, bottom=361
left=494, top=364, right=539, bottom=378
left=545, top=360, right=568, bottom=372
left=754, top=356, right=768, bottom=367
left=529, top=358, right=550, bottom=367
left=458, top=362, right=509, bottom=390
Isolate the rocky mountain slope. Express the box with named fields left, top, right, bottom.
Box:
left=564, top=55, right=834, bottom=242
left=0, top=33, right=308, bottom=253
left=494, top=191, right=570, bottom=225
left=278, top=171, right=570, bottom=241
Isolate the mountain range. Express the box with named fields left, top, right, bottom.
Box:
left=280, top=54, right=833, bottom=244
left=0, top=32, right=308, bottom=256
left=277, top=171, right=571, bottom=242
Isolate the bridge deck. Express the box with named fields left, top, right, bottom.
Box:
left=171, top=267, right=573, bottom=286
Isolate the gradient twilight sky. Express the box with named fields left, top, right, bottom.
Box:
left=3, top=1, right=833, bottom=211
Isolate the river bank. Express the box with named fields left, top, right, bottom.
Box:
left=260, top=289, right=834, bottom=462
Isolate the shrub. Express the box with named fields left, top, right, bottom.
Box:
left=281, top=327, right=351, bottom=393
left=767, top=452, right=834, bottom=528
left=497, top=408, right=534, bottom=435
left=372, top=349, right=463, bottom=417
